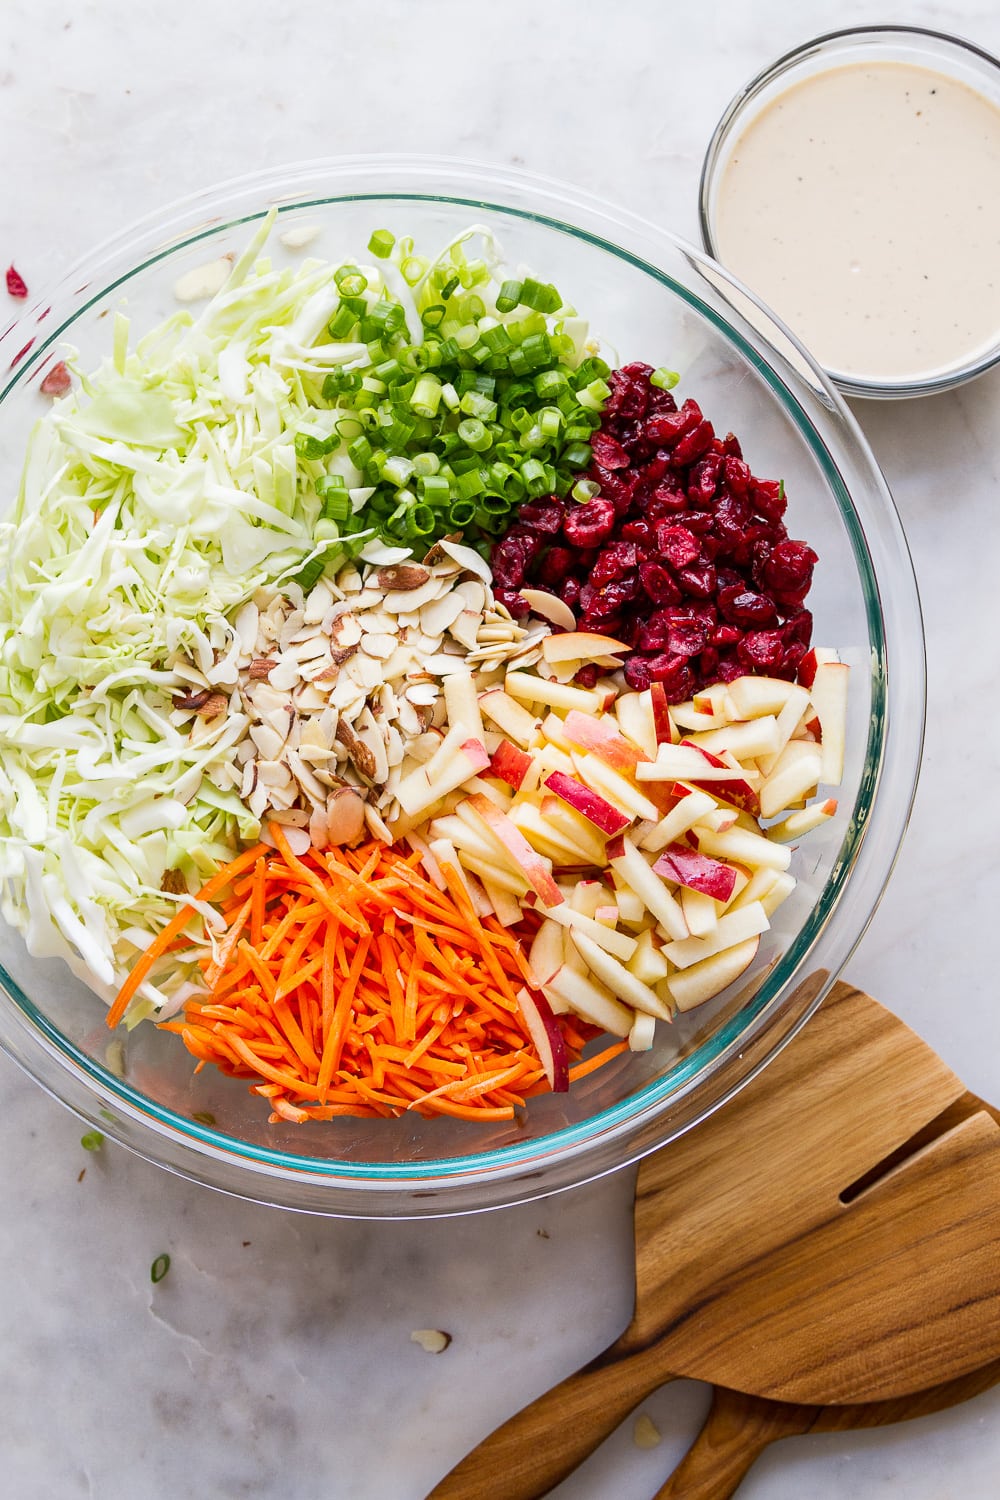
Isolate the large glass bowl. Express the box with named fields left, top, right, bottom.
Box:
left=0, top=157, right=924, bottom=1217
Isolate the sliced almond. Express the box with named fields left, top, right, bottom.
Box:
left=376, top=563, right=431, bottom=591
left=326, top=787, right=367, bottom=845
left=360, top=631, right=398, bottom=661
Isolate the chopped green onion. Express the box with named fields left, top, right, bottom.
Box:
left=410, top=374, right=443, bottom=419
left=327, top=304, right=359, bottom=340
left=334, top=264, right=368, bottom=297
left=367, top=229, right=395, bottom=259
left=495, top=278, right=523, bottom=313
left=519, top=277, right=562, bottom=314
left=191, top=1111, right=217, bottom=1127
left=447, top=499, right=477, bottom=527
left=651, top=366, right=680, bottom=390
left=151, top=1253, right=171, bottom=1285
left=404, top=503, right=436, bottom=537
left=457, top=417, right=492, bottom=452
left=562, top=442, right=592, bottom=468
left=80, top=1130, right=104, bottom=1152
left=572, top=477, right=601, bottom=502
left=521, top=458, right=549, bottom=497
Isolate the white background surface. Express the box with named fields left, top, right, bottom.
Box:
left=2, top=1, right=1000, bottom=1496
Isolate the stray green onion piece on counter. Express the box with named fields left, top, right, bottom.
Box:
left=80, top=1131, right=104, bottom=1152
left=150, top=1254, right=171, bottom=1284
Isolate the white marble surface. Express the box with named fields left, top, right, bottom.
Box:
left=2, top=1, right=1000, bottom=1496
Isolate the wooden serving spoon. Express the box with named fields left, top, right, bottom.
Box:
left=652, top=1357, right=1000, bottom=1499
left=427, top=983, right=1000, bottom=1500
left=650, top=1083, right=1000, bottom=1499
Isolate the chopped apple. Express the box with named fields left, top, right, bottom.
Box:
left=758, top=740, right=823, bottom=819
left=682, top=743, right=760, bottom=815
left=611, top=883, right=646, bottom=925
left=478, top=688, right=542, bottom=749
left=695, top=824, right=792, bottom=872
left=809, top=661, right=849, bottom=786
left=429, top=812, right=499, bottom=862
left=615, top=690, right=658, bottom=760
left=668, top=935, right=760, bottom=1012
left=539, top=797, right=610, bottom=865
left=663, top=900, right=769, bottom=970
left=571, top=751, right=661, bottom=823
left=797, top=646, right=840, bottom=690
left=489, top=739, right=537, bottom=792
left=528, top=918, right=567, bottom=985
left=535, top=742, right=576, bottom=777
left=729, top=864, right=782, bottom=911
left=649, top=681, right=680, bottom=744
left=755, top=684, right=813, bottom=776
left=685, top=715, right=782, bottom=762
left=653, top=843, right=739, bottom=903
left=481, top=877, right=523, bottom=927
left=546, top=965, right=634, bottom=1037
left=541, top=631, right=629, bottom=663
left=635, top=742, right=749, bottom=786
left=395, top=731, right=491, bottom=818
left=461, top=775, right=513, bottom=810
left=595, top=904, right=620, bottom=927
left=562, top=709, right=647, bottom=773
left=680, top=886, right=721, bottom=938
left=638, top=786, right=717, bottom=852
left=543, top=770, right=631, bottom=836
left=505, top=671, right=605, bottom=714
left=767, top=798, right=838, bottom=842
left=629, top=1010, right=657, bottom=1051
left=693, top=805, right=741, bottom=834
left=443, top=669, right=486, bottom=748
left=626, top=928, right=671, bottom=985
left=759, top=869, right=797, bottom=915
left=462, top=793, right=564, bottom=906
left=515, top=986, right=570, bottom=1091
left=508, top=802, right=591, bottom=866
left=541, top=712, right=573, bottom=749
left=542, top=902, right=638, bottom=962
left=725, top=676, right=802, bottom=719
left=428, top=839, right=493, bottom=916
left=570, top=879, right=607, bottom=919
left=570, top=931, right=673, bottom=1021
left=608, top=834, right=689, bottom=942
left=459, top=851, right=530, bottom=897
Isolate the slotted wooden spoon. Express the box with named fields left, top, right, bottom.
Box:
left=650, top=1085, right=1000, bottom=1500
left=427, top=983, right=1000, bottom=1500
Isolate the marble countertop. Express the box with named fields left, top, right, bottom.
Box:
left=3, top=1, right=1000, bottom=1495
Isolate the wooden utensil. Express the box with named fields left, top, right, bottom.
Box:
left=652, top=1356, right=1000, bottom=1500
left=427, top=983, right=1000, bottom=1500
left=651, top=1082, right=1000, bottom=1500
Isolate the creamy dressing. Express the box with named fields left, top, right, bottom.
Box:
left=714, top=61, right=1000, bottom=383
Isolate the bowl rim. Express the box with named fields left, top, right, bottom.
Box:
left=697, top=23, right=1000, bottom=400
left=0, top=154, right=926, bottom=1214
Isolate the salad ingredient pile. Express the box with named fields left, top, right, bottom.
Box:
left=0, top=218, right=847, bottom=1125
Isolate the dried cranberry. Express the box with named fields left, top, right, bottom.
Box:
left=624, top=655, right=653, bottom=690
left=669, top=419, right=715, bottom=468
left=559, top=577, right=582, bottom=608
left=722, top=454, right=752, bottom=498
left=491, top=534, right=541, bottom=588
left=718, top=585, right=780, bottom=627
left=590, top=431, right=630, bottom=470
left=5, top=265, right=28, bottom=299
left=620, top=518, right=655, bottom=544
left=591, top=542, right=639, bottom=585
left=645, top=653, right=696, bottom=700
left=516, top=498, right=566, bottom=534
left=675, top=562, right=717, bottom=599
left=562, top=495, right=616, bottom=547
left=753, top=479, right=787, bottom=524
left=643, top=482, right=690, bottom=519
left=537, top=546, right=575, bottom=586
left=666, top=620, right=708, bottom=657
left=638, top=561, right=682, bottom=606
left=495, top=587, right=531, bottom=619
left=574, top=664, right=599, bottom=688
left=655, top=524, right=700, bottom=569
left=688, top=453, right=723, bottom=505
left=760, top=539, right=818, bottom=592
left=721, top=432, right=744, bottom=460
left=710, top=623, right=744, bottom=647
left=783, top=608, right=814, bottom=646
left=645, top=399, right=702, bottom=447
left=738, top=629, right=786, bottom=672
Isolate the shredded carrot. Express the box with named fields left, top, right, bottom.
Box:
left=109, top=832, right=632, bottom=1123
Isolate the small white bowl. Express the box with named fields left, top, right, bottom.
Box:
left=700, top=26, right=1000, bottom=399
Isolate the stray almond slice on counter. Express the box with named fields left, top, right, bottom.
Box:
left=410, top=1329, right=452, bottom=1354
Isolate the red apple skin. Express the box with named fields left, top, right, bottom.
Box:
left=563, top=710, right=644, bottom=772
left=798, top=649, right=820, bottom=689
left=490, top=740, right=534, bottom=790
left=542, top=771, right=631, bottom=836
left=516, top=987, right=569, bottom=1092
left=652, top=843, right=738, bottom=902
left=606, top=833, right=627, bottom=862
left=459, top=738, right=492, bottom=773
left=680, top=741, right=760, bottom=815
left=649, top=682, right=677, bottom=744
left=464, top=793, right=564, bottom=908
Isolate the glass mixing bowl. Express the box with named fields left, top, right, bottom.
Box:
left=0, top=157, right=924, bottom=1217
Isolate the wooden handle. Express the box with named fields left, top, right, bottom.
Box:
left=653, top=1386, right=813, bottom=1500
left=426, top=1339, right=672, bottom=1500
